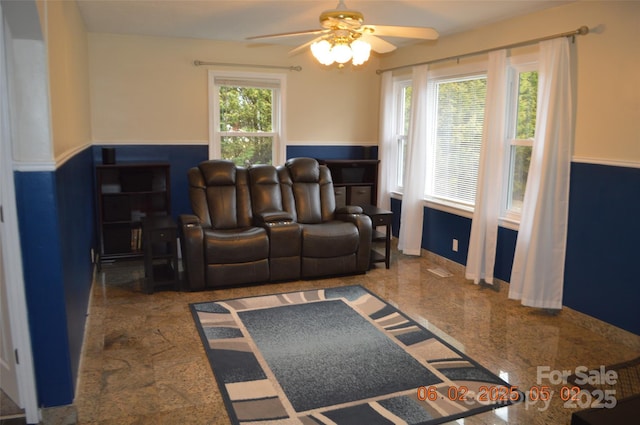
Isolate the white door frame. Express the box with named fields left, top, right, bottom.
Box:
left=0, top=2, right=40, bottom=423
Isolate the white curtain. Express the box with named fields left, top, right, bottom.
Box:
left=377, top=71, right=394, bottom=210
left=398, top=65, right=429, bottom=256
left=508, top=38, right=573, bottom=309
left=465, top=49, right=509, bottom=285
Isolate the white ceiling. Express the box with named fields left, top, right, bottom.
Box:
left=77, top=0, right=572, bottom=49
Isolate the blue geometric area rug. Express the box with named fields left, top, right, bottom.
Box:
left=190, top=285, right=521, bottom=424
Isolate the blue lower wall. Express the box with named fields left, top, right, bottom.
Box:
left=286, top=145, right=378, bottom=161
left=389, top=200, right=517, bottom=282
left=494, top=226, right=518, bottom=283
left=15, top=147, right=100, bottom=406
left=15, top=171, right=74, bottom=407
left=390, top=162, right=639, bottom=335
left=56, top=148, right=97, bottom=391
left=423, top=208, right=471, bottom=266
left=564, top=163, right=640, bottom=335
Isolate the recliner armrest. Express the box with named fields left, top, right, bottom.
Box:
left=179, top=214, right=201, bottom=227
left=254, top=210, right=294, bottom=226
left=336, top=205, right=363, bottom=215
left=334, top=211, right=372, bottom=272
left=178, top=214, right=206, bottom=291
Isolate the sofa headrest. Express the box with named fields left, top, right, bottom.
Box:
left=199, top=160, right=237, bottom=186
left=249, top=164, right=279, bottom=185
left=286, top=157, right=319, bottom=183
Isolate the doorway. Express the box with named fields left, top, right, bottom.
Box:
left=0, top=1, right=40, bottom=422
left=0, top=152, right=23, bottom=415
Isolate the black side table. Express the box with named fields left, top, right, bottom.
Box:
left=361, top=205, right=393, bottom=269
left=142, top=216, right=180, bottom=293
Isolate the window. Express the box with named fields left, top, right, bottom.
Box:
left=504, top=65, right=538, bottom=218
left=394, top=80, right=412, bottom=189
left=426, top=74, right=487, bottom=206
left=388, top=58, right=537, bottom=224
left=209, top=72, right=286, bottom=166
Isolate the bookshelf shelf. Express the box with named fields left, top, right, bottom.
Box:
left=96, top=163, right=171, bottom=267
left=318, top=159, right=380, bottom=207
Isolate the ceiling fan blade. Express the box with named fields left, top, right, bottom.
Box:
left=247, top=29, right=325, bottom=40
left=288, top=36, right=325, bottom=56
left=363, top=25, right=439, bottom=40
left=361, top=34, right=396, bottom=54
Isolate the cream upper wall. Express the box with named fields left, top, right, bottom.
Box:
left=3, top=0, right=52, bottom=164
left=379, top=0, right=640, bottom=164
left=41, top=0, right=92, bottom=161
left=88, top=33, right=381, bottom=144
left=84, top=1, right=639, bottom=161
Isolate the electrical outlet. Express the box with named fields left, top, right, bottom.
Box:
left=452, top=239, right=459, bottom=252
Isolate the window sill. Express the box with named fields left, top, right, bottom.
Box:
left=425, top=196, right=474, bottom=219
left=497, top=217, right=520, bottom=231
left=390, top=192, right=520, bottom=231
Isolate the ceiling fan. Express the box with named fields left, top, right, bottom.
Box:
left=247, top=0, right=439, bottom=67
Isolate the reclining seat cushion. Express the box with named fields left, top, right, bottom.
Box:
left=300, top=221, right=359, bottom=258
left=204, top=227, right=269, bottom=264
left=198, top=161, right=268, bottom=265
left=285, top=158, right=360, bottom=259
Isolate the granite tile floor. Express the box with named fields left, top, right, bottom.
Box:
left=74, top=242, right=640, bottom=424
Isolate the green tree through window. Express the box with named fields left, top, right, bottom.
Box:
left=508, top=70, right=538, bottom=213
left=219, top=86, right=274, bottom=166
left=396, top=83, right=412, bottom=188
left=516, top=71, right=537, bottom=139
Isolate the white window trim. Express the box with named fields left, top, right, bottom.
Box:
left=208, top=70, right=287, bottom=165
left=393, top=78, right=411, bottom=192
left=424, top=62, right=488, bottom=211
left=501, top=55, right=538, bottom=223
left=389, top=56, right=547, bottom=232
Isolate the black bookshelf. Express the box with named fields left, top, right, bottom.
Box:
left=96, top=163, right=171, bottom=266
left=319, top=159, right=380, bottom=207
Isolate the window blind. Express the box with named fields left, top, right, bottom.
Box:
left=432, top=76, right=487, bottom=205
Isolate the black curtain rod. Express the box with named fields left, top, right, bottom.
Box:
left=376, top=26, right=589, bottom=75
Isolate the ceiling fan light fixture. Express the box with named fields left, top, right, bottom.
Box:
left=319, top=0, right=364, bottom=29
left=351, top=39, right=371, bottom=66
left=331, top=41, right=353, bottom=64
left=250, top=1, right=439, bottom=69
left=310, top=37, right=371, bottom=67
left=311, top=39, right=335, bottom=65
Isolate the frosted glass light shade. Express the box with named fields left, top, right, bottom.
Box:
left=311, top=40, right=334, bottom=65
left=331, top=43, right=353, bottom=64
left=310, top=38, right=372, bottom=67
left=351, top=39, right=371, bottom=66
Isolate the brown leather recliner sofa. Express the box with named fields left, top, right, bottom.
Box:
left=178, top=157, right=372, bottom=290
